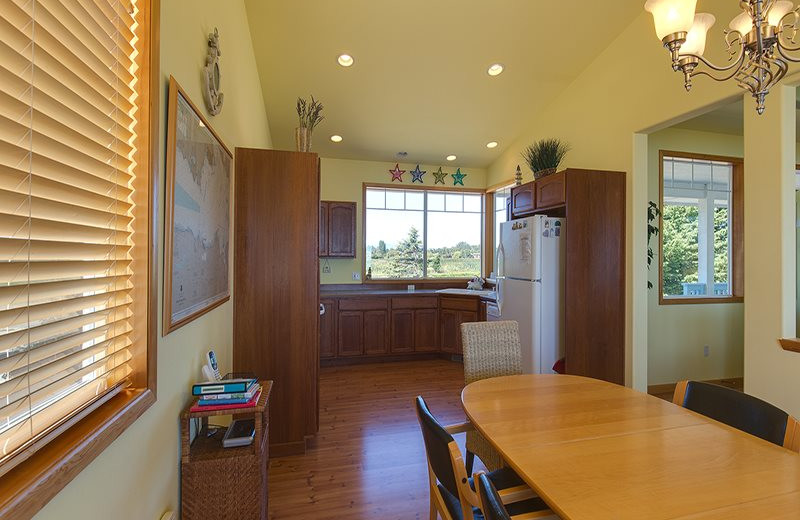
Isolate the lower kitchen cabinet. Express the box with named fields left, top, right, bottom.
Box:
left=414, top=309, right=439, bottom=352
left=390, top=310, right=415, bottom=353
left=364, top=310, right=389, bottom=354
left=322, top=292, right=483, bottom=362
left=338, top=311, right=364, bottom=357
left=320, top=299, right=336, bottom=359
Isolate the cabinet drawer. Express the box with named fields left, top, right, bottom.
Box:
left=439, top=296, right=479, bottom=312
left=391, top=296, right=438, bottom=310
left=535, top=172, right=566, bottom=209
left=338, top=297, right=389, bottom=311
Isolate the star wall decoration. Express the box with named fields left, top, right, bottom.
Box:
left=389, top=163, right=406, bottom=182
left=410, top=164, right=426, bottom=183
left=452, top=168, right=467, bottom=186
left=432, top=167, right=447, bottom=185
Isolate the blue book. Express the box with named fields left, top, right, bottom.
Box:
left=199, top=396, right=252, bottom=406
left=192, top=378, right=257, bottom=396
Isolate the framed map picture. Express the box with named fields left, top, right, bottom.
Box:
left=163, top=76, right=233, bottom=335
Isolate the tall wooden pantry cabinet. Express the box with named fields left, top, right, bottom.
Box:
left=233, top=148, right=319, bottom=457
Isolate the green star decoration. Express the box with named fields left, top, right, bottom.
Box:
left=432, top=167, right=447, bottom=185
left=452, top=168, right=467, bottom=186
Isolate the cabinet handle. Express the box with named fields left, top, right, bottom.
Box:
left=320, top=303, right=325, bottom=316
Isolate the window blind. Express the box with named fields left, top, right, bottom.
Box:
left=0, top=0, right=143, bottom=471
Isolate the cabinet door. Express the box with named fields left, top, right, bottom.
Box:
left=510, top=182, right=535, bottom=218
left=328, top=202, right=356, bottom=257
left=414, top=309, right=438, bottom=352
left=439, top=309, right=459, bottom=353
left=337, top=311, right=363, bottom=357
left=319, top=202, right=329, bottom=257
left=456, top=311, right=479, bottom=354
left=391, top=309, right=415, bottom=353
left=364, top=310, right=388, bottom=355
left=320, top=298, right=336, bottom=359
left=535, top=172, right=566, bottom=209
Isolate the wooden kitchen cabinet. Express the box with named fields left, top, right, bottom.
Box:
left=534, top=172, right=566, bottom=209
left=338, top=311, right=364, bottom=357
left=413, top=309, right=439, bottom=352
left=510, top=182, right=535, bottom=218
left=439, top=296, right=481, bottom=354
left=319, top=201, right=356, bottom=257
left=364, top=310, right=389, bottom=354
left=320, top=298, right=336, bottom=359
left=390, top=310, right=415, bottom=353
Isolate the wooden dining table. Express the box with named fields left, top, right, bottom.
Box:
left=461, top=374, right=800, bottom=519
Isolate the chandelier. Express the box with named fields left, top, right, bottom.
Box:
left=645, top=0, right=800, bottom=114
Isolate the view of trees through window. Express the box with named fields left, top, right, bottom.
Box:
left=661, top=156, right=733, bottom=298
left=365, top=188, right=482, bottom=279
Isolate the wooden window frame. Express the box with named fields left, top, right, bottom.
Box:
left=0, top=2, right=160, bottom=518
left=361, top=182, right=485, bottom=283
left=484, top=182, right=516, bottom=277
left=658, top=150, right=744, bottom=305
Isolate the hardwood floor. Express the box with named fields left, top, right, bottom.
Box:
left=268, top=359, right=475, bottom=519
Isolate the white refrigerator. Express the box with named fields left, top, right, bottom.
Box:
left=496, top=215, right=566, bottom=374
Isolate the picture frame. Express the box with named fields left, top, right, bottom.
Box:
left=163, top=76, right=233, bottom=335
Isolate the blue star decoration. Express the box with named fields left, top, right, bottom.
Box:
left=389, top=163, right=405, bottom=182
left=410, top=164, right=426, bottom=183
left=432, top=167, right=447, bottom=184
left=452, top=168, right=467, bottom=186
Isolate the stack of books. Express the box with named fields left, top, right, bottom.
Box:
left=190, top=376, right=261, bottom=413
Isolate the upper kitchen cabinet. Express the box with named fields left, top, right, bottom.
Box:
left=320, top=201, right=356, bottom=257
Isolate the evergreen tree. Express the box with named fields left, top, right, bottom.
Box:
left=387, top=227, right=423, bottom=278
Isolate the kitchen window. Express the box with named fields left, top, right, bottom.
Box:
left=659, top=152, right=743, bottom=304
left=364, top=185, right=484, bottom=279
left=0, top=0, right=157, bottom=515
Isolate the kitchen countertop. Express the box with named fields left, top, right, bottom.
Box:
left=320, top=287, right=497, bottom=301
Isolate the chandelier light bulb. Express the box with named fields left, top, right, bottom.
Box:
left=768, top=0, right=794, bottom=28
left=681, top=13, right=715, bottom=56
left=644, top=0, right=698, bottom=40
left=728, top=11, right=753, bottom=35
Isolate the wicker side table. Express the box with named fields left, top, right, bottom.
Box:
left=181, top=380, right=272, bottom=520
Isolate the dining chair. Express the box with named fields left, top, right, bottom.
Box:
left=673, top=380, right=800, bottom=452
left=414, top=396, right=550, bottom=520
left=475, top=473, right=559, bottom=520
left=461, top=321, right=523, bottom=474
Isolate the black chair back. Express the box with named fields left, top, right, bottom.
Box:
left=681, top=381, right=789, bottom=446
left=415, top=396, right=460, bottom=498
left=477, top=473, right=512, bottom=520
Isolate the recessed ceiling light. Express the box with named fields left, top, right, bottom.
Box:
left=446, top=155, right=457, bottom=161
left=330, top=135, right=343, bottom=143
left=486, top=141, right=498, bottom=149
left=487, top=63, right=504, bottom=76
left=337, top=54, right=354, bottom=67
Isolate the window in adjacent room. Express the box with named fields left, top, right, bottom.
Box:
left=659, top=152, right=743, bottom=304
left=0, top=0, right=156, bottom=512
left=364, top=186, right=484, bottom=279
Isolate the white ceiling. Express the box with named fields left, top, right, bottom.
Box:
left=244, top=1, right=645, bottom=168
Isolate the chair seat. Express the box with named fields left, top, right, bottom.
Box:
left=439, top=467, right=548, bottom=520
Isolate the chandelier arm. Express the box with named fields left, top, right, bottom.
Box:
left=687, top=52, right=747, bottom=84
left=684, top=50, right=747, bottom=74
left=776, top=41, right=800, bottom=61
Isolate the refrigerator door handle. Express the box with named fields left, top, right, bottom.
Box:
left=496, top=241, right=506, bottom=315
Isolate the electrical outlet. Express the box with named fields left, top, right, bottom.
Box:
left=322, top=264, right=331, bottom=274
left=703, top=345, right=710, bottom=357
left=352, top=272, right=361, bottom=281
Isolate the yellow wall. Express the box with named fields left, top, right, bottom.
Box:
left=646, top=128, right=744, bottom=385
left=320, top=157, right=487, bottom=284
left=33, top=1, right=272, bottom=518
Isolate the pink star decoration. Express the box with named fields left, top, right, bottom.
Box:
left=389, top=163, right=406, bottom=182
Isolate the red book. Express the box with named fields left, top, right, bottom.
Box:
left=190, top=388, right=262, bottom=413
